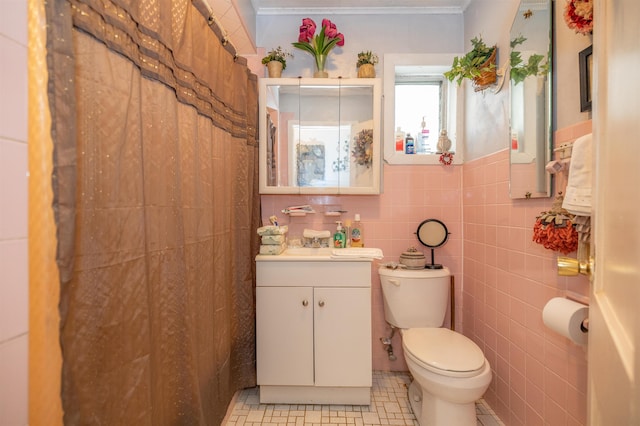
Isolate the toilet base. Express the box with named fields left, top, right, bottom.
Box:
left=408, top=380, right=477, bottom=426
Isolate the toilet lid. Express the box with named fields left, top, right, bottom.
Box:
left=403, top=328, right=485, bottom=375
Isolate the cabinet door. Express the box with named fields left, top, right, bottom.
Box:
left=256, top=287, right=314, bottom=386
left=313, top=287, right=372, bottom=387
left=259, top=78, right=381, bottom=195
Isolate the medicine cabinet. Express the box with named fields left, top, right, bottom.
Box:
left=259, top=78, right=381, bottom=194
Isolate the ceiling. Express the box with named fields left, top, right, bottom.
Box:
left=210, top=0, right=473, bottom=55
left=251, top=0, right=473, bottom=15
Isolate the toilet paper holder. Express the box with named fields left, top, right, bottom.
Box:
left=543, top=297, right=589, bottom=344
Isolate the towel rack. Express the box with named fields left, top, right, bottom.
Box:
left=554, top=142, right=574, bottom=159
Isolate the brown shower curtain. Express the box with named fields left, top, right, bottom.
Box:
left=46, top=0, right=259, bottom=424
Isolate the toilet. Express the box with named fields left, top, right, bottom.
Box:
left=378, top=266, right=492, bottom=426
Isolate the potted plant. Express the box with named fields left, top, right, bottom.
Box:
left=444, top=36, right=497, bottom=91
left=510, top=36, right=548, bottom=85
left=262, top=46, right=292, bottom=78
left=356, top=50, right=378, bottom=78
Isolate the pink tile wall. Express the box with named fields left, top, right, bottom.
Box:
left=462, top=119, right=591, bottom=426
left=261, top=163, right=464, bottom=371
left=260, top=120, right=591, bottom=425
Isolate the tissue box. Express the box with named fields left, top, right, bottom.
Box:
left=302, top=236, right=330, bottom=248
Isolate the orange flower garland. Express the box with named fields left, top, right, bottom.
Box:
left=532, top=194, right=579, bottom=254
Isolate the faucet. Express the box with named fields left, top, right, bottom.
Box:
left=311, top=237, right=320, bottom=248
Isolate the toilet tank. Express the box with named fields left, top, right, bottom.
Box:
left=378, top=267, right=451, bottom=328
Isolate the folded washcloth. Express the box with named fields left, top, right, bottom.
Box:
left=259, top=243, right=287, bottom=255
left=261, top=234, right=286, bottom=245
left=257, top=225, right=288, bottom=236
left=331, top=248, right=384, bottom=259
left=562, top=133, right=592, bottom=216
left=303, top=229, right=331, bottom=239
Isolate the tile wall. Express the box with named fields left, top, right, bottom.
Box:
left=0, top=1, right=29, bottom=424
left=462, top=120, right=592, bottom=425
left=261, top=120, right=592, bottom=425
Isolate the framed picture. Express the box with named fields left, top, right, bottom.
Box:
left=579, top=45, right=593, bottom=112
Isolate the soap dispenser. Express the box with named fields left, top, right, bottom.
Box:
left=350, top=214, right=364, bottom=247
left=333, top=221, right=346, bottom=248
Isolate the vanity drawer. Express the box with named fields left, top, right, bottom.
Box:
left=256, top=261, right=371, bottom=287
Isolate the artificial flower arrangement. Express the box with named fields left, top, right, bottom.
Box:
left=444, top=36, right=497, bottom=90
left=564, top=0, right=593, bottom=35
left=356, top=50, right=378, bottom=78
left=356, top=51, right=378, bottom=67
left=351, top=128, right=374, bottom=167
left=261, top=46, right=293, bottom=70
left=292, top=18, right=345, bottom=76
left=532, top=194, right=579, bottom=254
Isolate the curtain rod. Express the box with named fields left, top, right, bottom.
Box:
left=192, top=0, right=239, bottom=60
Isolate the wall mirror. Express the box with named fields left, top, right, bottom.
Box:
left=508, top=0, right=553, bottom=199
left=259, top=78, right=381, bottom=194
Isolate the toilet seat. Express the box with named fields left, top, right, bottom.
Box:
left=402, top=328, right=486, bottom=378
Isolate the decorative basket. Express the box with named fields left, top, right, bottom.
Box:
left=357, top=63, right=376, bottom=78
left=473, top=47, right=497, bottom=91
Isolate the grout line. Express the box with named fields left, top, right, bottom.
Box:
left=223, top=371, right=502, bottom=425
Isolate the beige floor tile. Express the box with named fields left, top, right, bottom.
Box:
left=223, top=371, right=502, bottom=426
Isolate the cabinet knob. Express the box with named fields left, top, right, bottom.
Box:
left=302, top=299, right=309, bottom=307
left=318, top=300, right=325, bottom=307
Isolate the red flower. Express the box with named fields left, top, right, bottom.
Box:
left=298, top=18, right=316, bottom=43
left=564, top=0, right=593, bottom=35
left=292, top=18, right=345, bottom=59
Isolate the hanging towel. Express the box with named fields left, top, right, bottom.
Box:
left=562, top=133, right=593, bottom=216
left=331, top=248, right=384, bottom=259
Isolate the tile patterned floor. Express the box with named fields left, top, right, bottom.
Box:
left=223, top=371, right=503, bottom=426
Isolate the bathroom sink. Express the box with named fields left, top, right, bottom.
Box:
left=284, top=247, right=334, bottom=256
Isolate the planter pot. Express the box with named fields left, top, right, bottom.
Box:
left=473, top=47, right=497, bottom=91
left=267, top=61, right=283, bottom=78
left=357, top=64, right=376, bottom=78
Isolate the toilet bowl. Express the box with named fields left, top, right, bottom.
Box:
left=402, top=328, right=492, bottom=425
left=377, top=267, right=492, bottom=426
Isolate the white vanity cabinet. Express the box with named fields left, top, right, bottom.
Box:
left=255, top=258, right=372, bottom=404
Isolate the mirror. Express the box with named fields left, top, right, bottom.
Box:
left=416, top=219, right=449, bottom=269
left=259, top=78, right=381, bottom=194
left=509, top=0, right=553, bottom=199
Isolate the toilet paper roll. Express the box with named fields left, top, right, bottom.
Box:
left=542, top=297, right=589, bottom=345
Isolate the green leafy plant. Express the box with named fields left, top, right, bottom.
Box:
left=356, top=51, right=378, bottom=67
left=444, top=36, right=497, bottom=86
left=262, top=46, right=293, bottom=70
left=510, top=36, right=549, bottom=85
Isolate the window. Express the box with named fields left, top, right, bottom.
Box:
left=383, top=54, right=463, bottom=165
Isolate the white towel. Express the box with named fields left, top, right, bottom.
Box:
left=562, top=133, right=592, bottom=216
left=259, top=243, right=287, bottom=255
left=257, top=225, right=288, bottom=236
left=303, top=229, right=331, bottom=239
left=331, top=248, right=384, bottom=259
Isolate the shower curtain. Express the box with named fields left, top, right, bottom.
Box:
left=45, top=0, right=259, bottom=424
